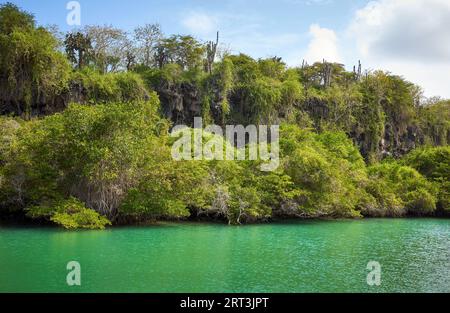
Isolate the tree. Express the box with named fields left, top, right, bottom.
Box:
left=65, top=31, right=92, bottom=69
left=0, top=2, right=34, bottom=34
left=2, top=96, right=167, bottom=221
left=155, top=35, right=205, bottom=70
left=27, top=197, right=111, bottom=230
left=133, top=23, right=162, bottom=67
left=84, top=25, right=127, bottom=73
left=258, top=57, right=286, bottom=80
left=0, top=3, right=70, bottom=118
left=365, top=162, right=437, bottom=216
left=122, top=38, right=137, bottom=71
left=417, top=99, right=450, bottom=146
left=403, top=147, right=450, bottom=213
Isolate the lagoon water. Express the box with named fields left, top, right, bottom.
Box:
left=0, top=219, right=449, bottom=293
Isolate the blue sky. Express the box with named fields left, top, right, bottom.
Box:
left=4, top=0, right=450, bottom=98
left=8, top=0, right=366, bottom=34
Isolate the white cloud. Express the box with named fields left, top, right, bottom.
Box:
left=176, top=1, right=450, bottom=98
left=348, top=0, right=450, bottom=98
left=350, top=0, right=450, bottom=62
left=181, top=11, right=218, bottom=37
left=374, top=61, right=450, bottom=100
left=304, top=24, right=341, bottom=63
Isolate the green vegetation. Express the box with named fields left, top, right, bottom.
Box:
left=365, top=162, right=437, bottom=217
left=0, top=3, right=448, bottom=229
left=0, top=3, right=70, bottom=117
left=27, top=197, right=111, bottom=230
left=71, top=68, right=149, bottom=103
left=402, top=146, right=450, bottom=213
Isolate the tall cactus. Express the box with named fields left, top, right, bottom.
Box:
left=206, top=31, right=219, bottom=74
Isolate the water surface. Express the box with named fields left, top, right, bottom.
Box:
left=0, top=219, right=449, bottom=292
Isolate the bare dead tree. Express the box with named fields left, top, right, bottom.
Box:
left=133, top=23, right=162, bottom=67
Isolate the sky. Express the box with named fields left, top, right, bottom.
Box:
left=5, top=0, right=450, bottom=99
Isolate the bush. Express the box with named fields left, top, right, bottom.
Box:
left=280, top=124, right=368, bottom=218
left=405, top=189, right=437, bottom=215
left=114, top=72, right=149, bottom=101
left=0, top=3, right=71, bottom=118
left=402, top=146, right=450, bottom=213
left=120, top=156, right=211, bottom=221
left=27, top=197, right=111, bottom=230
left=71, top=68, right=149, bottom=103
left=418, top=100, right=450, bottom=146
left=1, top=95, right=168, bottom=222
left=365, top=162, right=438, bottom=216
left=0, top=117, right=20, bottom=164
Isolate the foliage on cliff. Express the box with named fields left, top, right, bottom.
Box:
left=0, top=3, right=449, bottom=228
left=1, top=107, right=446, bottom=228
left=0, top=3, right=71, bottom=117
left=402, top=146, right=450, bottom=213
left=1, top=3, right=448, bottom=162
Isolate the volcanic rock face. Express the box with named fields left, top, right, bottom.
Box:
left=153, top=84, right=424, bottom=160
left=158, top=82, right=202, bottom=126
left=0, top=79, right=435, bottom=161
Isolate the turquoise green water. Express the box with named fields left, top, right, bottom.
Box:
left=0, top=219, right=449, bottom=293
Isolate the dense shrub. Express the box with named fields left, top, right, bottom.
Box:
left=0, top=3, right=71, bottom=118
left=71, top=68, right=149, bottom=103
left=417, top=100, right=450, bottom=146
left=402, top=147, right=450, bottom=213
left=0, top=117, right=20, bottom=164
left=0, top=95, right=167, bottom=221
left=1, top=3, right=449, bottom=228
left=280, top=125, right=369, bottom=218
left=1, top=113, right=447, bottom=227
left=27, top=197, right=111, bottom=230
left=120, top=153, right=212, bottom=221
left=364, top=162, right=437, bottom=217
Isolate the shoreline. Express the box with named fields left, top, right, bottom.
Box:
left=1, top=215, right=448, bottom=230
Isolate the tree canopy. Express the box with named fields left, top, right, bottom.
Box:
left=0, top=3, right=448, bottom=228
